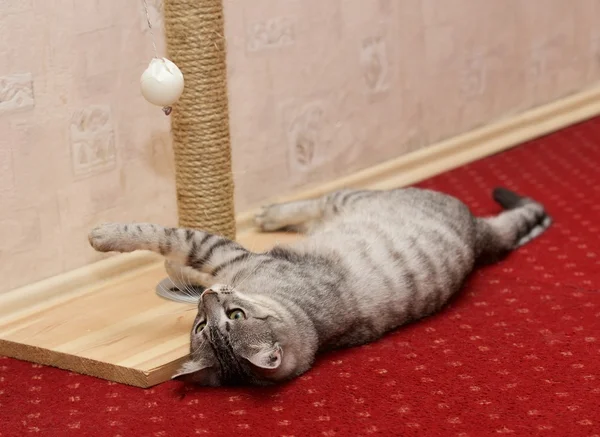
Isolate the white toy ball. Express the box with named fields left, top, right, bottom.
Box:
left=140, top=58, right=184, bottom=107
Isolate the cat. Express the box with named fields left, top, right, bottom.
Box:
left=88, top=187, right=551, bottom=386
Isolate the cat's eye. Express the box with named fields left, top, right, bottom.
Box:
left=194, top=321, right=206, bottom=334
left=227, top=309, right=246, bottom=320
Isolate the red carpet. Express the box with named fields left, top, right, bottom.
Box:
left=2, top=119, right=600, bottom=436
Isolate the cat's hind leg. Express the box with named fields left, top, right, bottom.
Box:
left=474, top=187, right=552, bottom=264
left=255, top=189, right=371, bottom=233
left=255, top=198, right=325, bottom=233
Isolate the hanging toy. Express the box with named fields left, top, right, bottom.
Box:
left=140, top=58, right=184, bottom=115
left=140, top=0, right=184, bottom=116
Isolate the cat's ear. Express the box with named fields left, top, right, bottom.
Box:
left=241, top=343, right=283, bottom=370
left=172, top=360, right=218, bottom=385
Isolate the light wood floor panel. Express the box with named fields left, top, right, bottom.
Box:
left=0, top=231, right=299, bottom=387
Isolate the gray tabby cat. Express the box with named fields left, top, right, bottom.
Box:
left=88, top=187, right=551, bottom=386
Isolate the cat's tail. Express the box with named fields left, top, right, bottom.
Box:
left=474, top=187, right=552, bottom=264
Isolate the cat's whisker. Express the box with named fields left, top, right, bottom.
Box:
left=158, top=306, right=197, bottom=316
left=169, top=265, right=202, bottom=298
left=157, top=282, right=196, bottom=303
left=189, top=338, right=208, bottom=357
left=159, top=268, right=204, bottom=303
left=172, top=266, right=196, bottom=294
left=230, top=257, right=268, bottom=292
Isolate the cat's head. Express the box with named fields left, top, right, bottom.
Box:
left=172, top=285, right=290, bottom=386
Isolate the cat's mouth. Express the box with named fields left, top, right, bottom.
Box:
left=251, top=364, right=279, bottom=375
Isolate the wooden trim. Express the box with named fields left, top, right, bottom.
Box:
left=237, top=85, right=600, bottom=232
left=1, top=86, right=599, bottom=387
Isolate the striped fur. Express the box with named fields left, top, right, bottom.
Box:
left=88, top=186, right=551, bottom=386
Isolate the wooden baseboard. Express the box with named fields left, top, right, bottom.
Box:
left=237, top=85, right=600, bottom=232
left=1, top=86, right=599, bottom=388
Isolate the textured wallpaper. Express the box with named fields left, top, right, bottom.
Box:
left=225, top=0, right=600, bottom=207
left=0, top=0, right=178, bottom=292
left=1, top=0, right=599, bottom=292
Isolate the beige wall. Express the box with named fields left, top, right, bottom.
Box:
left=1, top=0, right=599, bottom=292
left=226, top=0, right=600, bottom=206
left=0, top=0, right=177, bottom=291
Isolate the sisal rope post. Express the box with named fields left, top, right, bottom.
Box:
left=163, top=0, right=236, bottom=239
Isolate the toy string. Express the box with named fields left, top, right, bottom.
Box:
left=142, top=0, right=160, bottom=59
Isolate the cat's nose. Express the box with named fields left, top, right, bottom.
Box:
left=201, top=288, right=221, bottom=316
left=201, top=289, right=219, bottom=305
left=201, top=288, right=219, bottom=299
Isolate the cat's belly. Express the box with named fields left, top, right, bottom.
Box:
left=317, top=224, right=475, bottom=349
left=299, top=195, right=477, bottom=350
left=324, top=267, right=470, bottom=351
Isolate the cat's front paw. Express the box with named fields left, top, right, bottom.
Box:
left=88, top=223, right=125, bottom=252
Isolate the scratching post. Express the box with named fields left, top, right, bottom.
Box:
left=163, top=0, right=236, bottom=239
